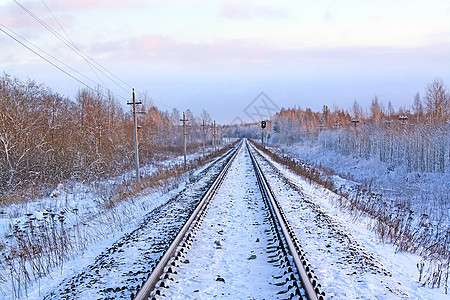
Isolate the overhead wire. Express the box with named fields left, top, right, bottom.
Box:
left=39, top=0, right=110, bottom=89
left=13, top=0, right=130, bottom=96
left=0, top=24, right=97, bottom=93
left=0, top=23, right=109, bottom=92
left=42, top=0, right=132, bottom=92
left=30, top=0, right=175, bottom=110
left=0, top=24, right=132, bottom=103
left=40, top=0, right=76, bottom=49
left=6, top=0, right=177, bottom=111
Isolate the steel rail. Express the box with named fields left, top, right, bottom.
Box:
left=247, top=140, right=320, bottom=300
left=134, top=140, right=243, bottom=300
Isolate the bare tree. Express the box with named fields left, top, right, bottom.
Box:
left=425, top=78, right=448, bottom=125
left=322, top=105, right=330, bottom=126
left=370, top=96, right=383, bottom=123
left=387, top=101, right=395, bottom=120
left=412, top=92, right=423, bottom=123
left=200, top=109, right=212, bottom=124
left=353, top=100, right=362, bottom=120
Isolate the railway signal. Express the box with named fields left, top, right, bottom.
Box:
left=261, top=120, right=266, bottom=148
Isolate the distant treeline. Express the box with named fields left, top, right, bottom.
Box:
left=270, top=78, right=449, bottom=173
left=1, top=74, right=448, bottom=201
left=0, top=73, right=213, bottom=201
left=234, top=78, right=449, bottom=173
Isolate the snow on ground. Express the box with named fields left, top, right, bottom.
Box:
left=157, top=144, right=298, bottom=299
left=38, top=148, right=234, bottom=299
left=252, top=145, right=447, bottom=299
left=0, top=145, right=229, bottom=299
left=272, top=142, right=449, bottom=225
left=0, top=150, right=201, bottom=235
left=1, top=139, right=446, bottom=299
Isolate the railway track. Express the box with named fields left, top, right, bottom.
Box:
left=134, top=140, right=243, bottom=299
left=136, top=140, right=324, bottom=300
left=249, top=142, right=393, bottom=298
left=44, top=142, right=242, bottom=299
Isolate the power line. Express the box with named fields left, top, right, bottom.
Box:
left=2, top=22, right=175, bottom=111
left=41, top=0, right=130, bottom=91
left=40, top=0, right=75, bottom=46
left=0, top=24, right=133, bottom=103
left=0, top=25, right=96, bottom=93
left=39, top=0, right=109, bottom=89
left=141, top=95, right=174, bottom=110
left=19, top=0, right=176, bottom=111
left=13, top=0, right=130, bottom=96
left=8, top=0, right=178, bottom=111
left=0, top=24, right=105, bottom=92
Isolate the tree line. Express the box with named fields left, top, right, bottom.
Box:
left=266, top=78, right=449, bottom=173
left=0, top=73, right=214, bottom=202
left=227, top=78, right=449, bottom=173
left=1, top=74, right=448, bottom=202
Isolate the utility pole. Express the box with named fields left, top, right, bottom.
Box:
left=201, top=119, right=207, bottom=157
left=213, top=120, right=216, bottom=152
left=127, top=88, right=143, bottom=182
left=216, top=123, right=220, bottom=149
left=351, top=119, right=359, bottom=134
left=180, top=112, right=188, bottom=167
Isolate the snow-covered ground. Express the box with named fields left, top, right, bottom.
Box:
left=252, top=144, right=448, bottom=299
left=1, top=139, right=447, bottom=299
left=272, top=142, right=449, bottom=225
left=0, top=147, right=230, bottom=299
left=155, top=143, right=299, bottom=299
left=41, top=153, right=232, bottom=299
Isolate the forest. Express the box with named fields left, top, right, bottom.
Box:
left=1, top=74, right=448, bottom=206
left=1, top=73, right=448, bottom=296
left=0, top=73, right=215, bottom=204
left=236, top=78, right=449, bottom=175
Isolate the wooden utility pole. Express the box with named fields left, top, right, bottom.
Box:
left=180, top=112, right=188, bottom=167
left=213, top=120, right=216, bottom=152
left=216, top=123, right=219, bottom=149
left=201, top=119, right=207, bottom=157
left=351, top=119, right=359, bottom=134
left=127, top=88, right=143, bottom=182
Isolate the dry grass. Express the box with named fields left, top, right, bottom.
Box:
left=252, top=141, right=336, bottom=192
left=0, top=142, right=237, bottom=298
left=106, top=142, right=237, bottom=208
left=251, top=140, right=449, bottom=294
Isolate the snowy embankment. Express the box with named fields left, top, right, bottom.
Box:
left=261, top=142, right=448, bottom=298
left=0, top=148, right=221, bottom=299
left=273, top=142, right=448, bottom=227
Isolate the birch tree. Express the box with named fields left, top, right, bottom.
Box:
left=425, top=78, right=448, bottom=125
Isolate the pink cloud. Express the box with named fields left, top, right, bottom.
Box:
left=136, top=36, right=168, bottom=52
left=0, top=1, right=72, bottom=33
left=220, top=3, right=288, bottom=20
left=98, top=35, right=295, bottom=69
left=43, top=0, right=147, bottom=12
left=91, top=34, right=450, bottom=73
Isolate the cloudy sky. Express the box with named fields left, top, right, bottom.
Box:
left=1, top=0, right=449, bottom=123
